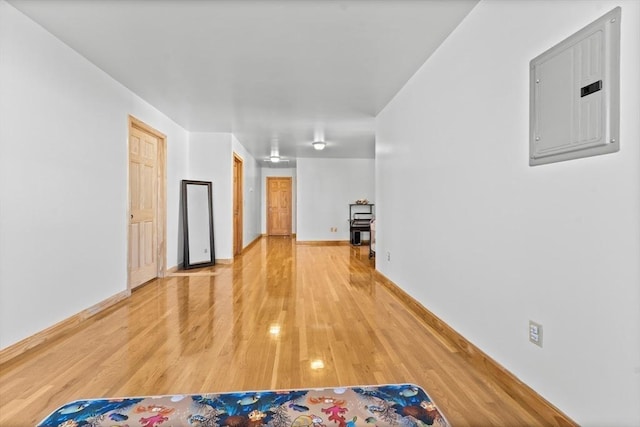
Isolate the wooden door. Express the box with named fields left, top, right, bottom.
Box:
left=233, top=154, right=243, bottom=256
left=267, top=177, right=292, bottom=236
left=128, top=125, right=159, bottom=288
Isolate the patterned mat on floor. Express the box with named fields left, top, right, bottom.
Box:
left=38, top=383, right=449, bottom=426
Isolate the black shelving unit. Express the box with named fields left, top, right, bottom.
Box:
left=349, top=204, right=374, bottom=246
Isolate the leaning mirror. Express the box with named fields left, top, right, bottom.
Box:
left=182, top=180, right=215, bottom=269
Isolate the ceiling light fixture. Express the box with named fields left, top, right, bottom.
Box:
left=270, top=155, right=281, bottom=163
left=312, top=141, right=326, bottom=150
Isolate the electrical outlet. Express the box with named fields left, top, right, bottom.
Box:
left=386, top=251, right=391, bottom=261
left=529, top=321, right=543, bottom=347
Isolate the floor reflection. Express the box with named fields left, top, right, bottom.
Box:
left=265, top=236, right=295, bottom=297
left=348, top=245, right=376, bottom=294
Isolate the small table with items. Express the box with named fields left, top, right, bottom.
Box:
left=349, top=203, right=374, bottom=246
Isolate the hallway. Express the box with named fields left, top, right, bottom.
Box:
left=2, top=237, right=555, bottom=425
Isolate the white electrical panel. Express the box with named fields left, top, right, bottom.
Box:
left=530, top=7, right=620, bottom=166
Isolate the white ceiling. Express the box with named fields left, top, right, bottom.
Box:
left=8, top=0, right=477, bottom=165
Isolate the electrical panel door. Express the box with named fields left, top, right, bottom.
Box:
left=530, top=7, right=620, bottom=166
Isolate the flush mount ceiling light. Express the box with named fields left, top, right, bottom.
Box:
left=312, top=141, right=326, bottom=151
left=264, top=155, right=289, bottom=164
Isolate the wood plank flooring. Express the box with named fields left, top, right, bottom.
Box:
left=1, top=237, right=558, bottom=425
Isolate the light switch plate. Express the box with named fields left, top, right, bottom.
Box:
left=529, top=320, right=543, bottom=347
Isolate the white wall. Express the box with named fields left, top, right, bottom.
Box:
left=297, top=158, right=374, bottom=241
left=232, top=135, right=262, bottom=246
left=187, top=133, right=261, bottom=259
left=261, top=167, right=297, bottom=234
left=188, top=133, right=233, bottom=261
left=375, top=1, right=640, bottom=425
left=0, top=1, right=189, bottom=349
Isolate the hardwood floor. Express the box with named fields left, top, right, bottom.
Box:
left=1, top=237, right=565, bottom=425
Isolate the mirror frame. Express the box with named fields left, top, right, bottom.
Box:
left=181, top=180, right=215, bottom=269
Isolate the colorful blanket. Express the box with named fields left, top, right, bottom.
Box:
left=38, top=383, right=449, bottom=427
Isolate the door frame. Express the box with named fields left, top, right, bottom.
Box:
left=233, top=153, right=244, bottom=256
left=127, top=115, right=167, bottom=289
left=266, top=176, right=292, bottom=236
